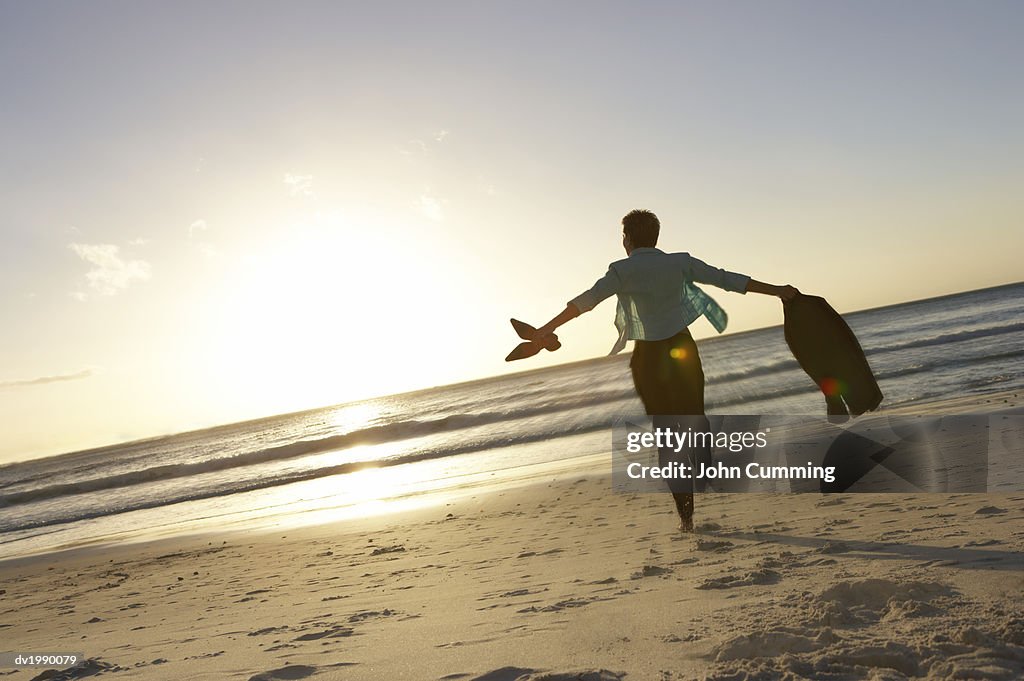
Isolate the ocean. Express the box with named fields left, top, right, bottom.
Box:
left=1, top=283, right=1022, bottom=559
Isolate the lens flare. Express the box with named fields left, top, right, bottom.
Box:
left=819, top=377, right=844, bottom=397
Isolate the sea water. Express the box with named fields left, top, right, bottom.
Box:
left=1, top=283, right=1021, bottom=558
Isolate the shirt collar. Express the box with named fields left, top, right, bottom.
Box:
left=628, top=247, right=663, bottom=257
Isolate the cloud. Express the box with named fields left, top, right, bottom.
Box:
left=69, top=243, right=151, bottom=297
left=284, top=173, right=314, bottom=196
left=128, top=237, right=150, bottom=246
left=189, top=219, right=208, bottom=238
left=187, top=220, right=216, bottom=258
left=399, top=140, right=428, bottom=156
left=399, top=132, right=448, bottom=156
left=418, top=194, right=444, bottom=222
left=0, top=368, right=95, bottom=389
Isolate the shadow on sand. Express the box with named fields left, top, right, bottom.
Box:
left=716, top=530, right=1023, bottom=572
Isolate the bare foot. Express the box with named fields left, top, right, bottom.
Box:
left=678, top=517, right=694, bottom=533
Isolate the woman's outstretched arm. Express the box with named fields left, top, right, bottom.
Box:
left=745, top=279, right=800, bottom=300
left=536, top=303, right=581, bottom=338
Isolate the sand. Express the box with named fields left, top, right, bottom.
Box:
left=1, top=391, right=1022, bottom=680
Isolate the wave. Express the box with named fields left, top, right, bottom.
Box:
left=0, top=390, right=632, bottom=510
left=0, top=417, right=615, bottom=535
left=708, top=357, right=800, bottom=385
left=866, top=320, right=1024, bottom=356
left=710, top=347, right=1024, bottom=410
left=702, top=320, right=1024, bottom=387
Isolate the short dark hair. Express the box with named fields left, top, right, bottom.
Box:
left=622, top=209, right=660, bottom=248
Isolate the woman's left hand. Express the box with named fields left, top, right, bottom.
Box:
left=777, top=285, right=800, bottom=301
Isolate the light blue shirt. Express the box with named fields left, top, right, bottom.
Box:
left=567, top=247, right=751, bottom=354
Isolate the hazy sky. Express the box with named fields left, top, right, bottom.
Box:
left=2, top=1, right=1022, bottom=462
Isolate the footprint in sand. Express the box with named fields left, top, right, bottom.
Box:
left=248, top=665, right=318, bottom=681
left=974, top=506, right=1007, bottom=515
left=293, top=625, right=354, bottom=641
left=347, top=609, right=397, bottom=622
left=695, top=539, right=734, bottom=553
left=630, top=565, right=672, bottom=579
left=517, top=597, right=602, bottom=613
left=589, top=577, right=618, bottom=585
left=248, top=626, right=290, bottom=637
left=695, top=521, right=723, bottom=532
left=370, top=544, right=406, bottom=556
left=696, top=569, right=781, bottom=590
left=183, top=651, right=224, bottom=660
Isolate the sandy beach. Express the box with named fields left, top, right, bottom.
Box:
left=1, top=392, right=1022, bottom=680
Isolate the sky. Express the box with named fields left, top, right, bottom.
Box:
left=1, top=1, right=1022, bottom=462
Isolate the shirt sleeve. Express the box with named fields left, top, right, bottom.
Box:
left=567, top=266, right=621, bottom=312
left=684, top=254, right=751, bottom=294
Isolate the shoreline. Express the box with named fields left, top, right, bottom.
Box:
left=2, top=389, right=1020, bottom=565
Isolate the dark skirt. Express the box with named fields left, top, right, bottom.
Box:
left=629, top=328, right=705, bottom=416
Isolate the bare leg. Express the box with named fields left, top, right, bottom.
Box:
left=673, top=493, right=694, bottom=532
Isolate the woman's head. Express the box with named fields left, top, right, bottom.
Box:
left=622, top=209, right=660, bottom=252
